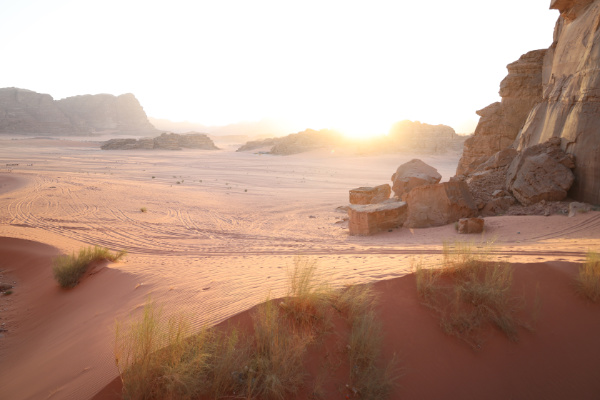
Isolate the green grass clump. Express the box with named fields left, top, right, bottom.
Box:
left=576, top=251, right=600, bottom=302
left=415, top=242, right=532, bottom=349
left=52, top=246, right=126, bottom=288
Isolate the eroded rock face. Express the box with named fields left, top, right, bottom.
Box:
left=391, top=159, right=442, bottom=199
left=404, top=181, right=478, bottom=228
left=101, top=133, right=219, bottom=150
left=349, top=184, right=391, bottom=205
left=456, top=50, right=546, bottom=175
left=348, top=201, right=407, bottom=235
left=506, top=138, right=575, bottom=205
left=0, top=88, right=157, bottom=135
left=515, top=0, right=600, bottom=204
left=0, top=88, right=74, bottom=134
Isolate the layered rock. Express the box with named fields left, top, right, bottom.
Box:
left=456, top=50, right=547, bottom=175
left=0, top=87, right=157, bottom=135
left=388, top=120, right=457, bottom=153
left=270, top=129, right=343, bottom=155
left=101, top=132, right=218, bottom=150
left=348, top=201, right=407, bottom=235
left=391, top=159, right=442, bottom=199
left=403, top=181, right=478, bottom=229
left=515, top=0, right=600, bottom=204
left=0, top=88, right=74, bottom=134
left=349, top=184, right=391, bottom=205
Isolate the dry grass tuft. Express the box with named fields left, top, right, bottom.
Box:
left=115, top=257, right=399, bottom=399
left=415, top=242, right=532, bottom=349
left=576, top=251, right=600, bottom=302
left=52, top=246, right=126, bottom=288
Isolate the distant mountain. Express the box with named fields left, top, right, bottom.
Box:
left=0, top=87, right=157, bottom=135
left=148, top=117, right=292, bottom=138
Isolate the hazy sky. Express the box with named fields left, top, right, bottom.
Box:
left=0, top=0, right=558, bottom=137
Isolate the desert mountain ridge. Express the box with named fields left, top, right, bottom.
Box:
left=0, top=87, right=157, bottom=135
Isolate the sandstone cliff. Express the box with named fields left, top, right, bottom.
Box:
left=456, top=50, right=546, bottom=175
left=457, top=0, right=600, bottom=205
left=515, top=0, right=600, bottom=204
left=0, top=88, right=157, bottom=135
left=101, top=132, right=219, bottom=150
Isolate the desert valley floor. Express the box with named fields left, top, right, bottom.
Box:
left=1, top=137, right=599, bottom=399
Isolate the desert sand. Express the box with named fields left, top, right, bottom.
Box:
left=0, top=137, right=599, bottom=399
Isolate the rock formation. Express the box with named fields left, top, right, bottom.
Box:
left=403, top=181, right=478, bottom=229
left=0, top=88, right=157, bottom=135
left=457, top=1, right=600, bottom=205
left=269, top=129, right=343, bottom=155
left=506, top=138, right=575, bottom=205
left=101, top=132, right=218, bottom=150
left=388, top=120, right=457, bottom=153
left=348, top=201, right=407, bottom=235
left=515, top=0, right=600, bottom=204
left=349, top=184, right=391, bottom=205
left=456, top=50, right=547, bottom=175
left=391, top=159, right=442, bottom=199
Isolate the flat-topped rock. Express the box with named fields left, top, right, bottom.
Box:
left=348, top=201, right=407, bottom=236
left=349, top=184, right=391, bottom=205
left=101, top=132, right=219, bottom=150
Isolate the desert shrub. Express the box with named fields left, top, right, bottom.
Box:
left=415, top=242, right=531, bottom=349
left=344, top=286, right=397, bottom=400
left=576, top=251, right=600, bottom=302
left=140, top=207, right=147, bottom=213
left=52, top=246, right=126, bottom=288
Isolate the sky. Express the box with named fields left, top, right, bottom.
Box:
left=0, top=0, right=559, bottom=137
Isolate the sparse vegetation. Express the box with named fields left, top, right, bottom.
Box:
left=3, top=290, right=12, bottom=295
left=576, top=251, right=600, bottom=302
left=415, top=242, right=533, bottom=349
left=140, top=207, right=147, bottom=213
left=52, top=246, right=126, bottom=288
left=151, top=176, right=155, bottom=179
left=115, top=257, right=398, bottom=399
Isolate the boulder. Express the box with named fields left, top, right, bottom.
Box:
left=404, top=181, right=478, bottom=229
left=506, top=138, right=575, bottom=206
left=349, top=184, right=391, bottom=205
left=458, top=218, right=485, bottom=234
left=348, top=201, right=407, bottom=235
left=391, top=159, right=442, bottom=199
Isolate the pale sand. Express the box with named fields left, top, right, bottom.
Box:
left=0, top=137, right=599, bottom=399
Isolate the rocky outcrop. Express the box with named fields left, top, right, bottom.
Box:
left=403, top=181, right=478, bottom=229
left=0, top=88, right=74, bottom=134
left=0, top=88, right=157, bottom=135
left=348, top=201, right=407, bottom=235
left=391, top=159, right=442, bottom=199
left=514, top=0, right=600, bottom=204
left=506, top=138, right=575, bottom=205
left=388, top=120, right=457, bottom=153
left=456, top=50, right=547, bottom=175
left=101, top=132, right=218, bottom=150
left=349, top=184, right=391, bottom=205
left=236, top=138, right=278, bottom=152
left=270, top=129, right=343, bottom=155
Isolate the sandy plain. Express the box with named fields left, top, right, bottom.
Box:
left=0, top=137, right=599, bottom=399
